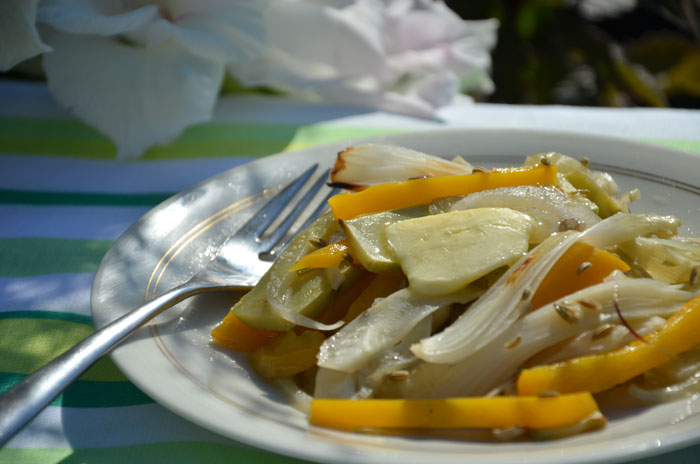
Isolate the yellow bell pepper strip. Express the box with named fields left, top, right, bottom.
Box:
left=248, top=330, right=325, bottom=379
left=517, top=294, right=700, bottom=396
left=328, top=165, right=557, bottom=221
left=309, top=392, right=601, bottom=432
left=531, top=242, right=630, bottom=310
left=290, top=240, right=354, bottom=271
left=211, top=312, right=279, bottom=352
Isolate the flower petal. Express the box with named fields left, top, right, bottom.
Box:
left=146, top=0, right=268, bottom=64
left=37, top=0, right=160, bottom=36
left=0, top=0, right=51, bottom=71
left=41, top=28, right=224, bottom=160
left=231, top=0, right=496, bottom=117
left=233, top=0, right=394, bottom=86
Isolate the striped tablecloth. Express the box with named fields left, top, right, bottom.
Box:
left=2, top=79, right=700, bottom=463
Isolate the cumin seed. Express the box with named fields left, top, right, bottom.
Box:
left=309, top=237, right=326, bottom=248
left=591, top=324, right=615, bottom=341
left=554, top=303, right=581, bottom=324
left=578, top=299, right=602, bottom=311
left=577, top=261, right=592, bottom=274
left=504, top=335, right=521, bottom=349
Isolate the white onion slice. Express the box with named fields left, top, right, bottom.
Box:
left=394, top=279, right=697, bottom=398
left=330, top=143, right=473, bottom=189
left=434, top=185, right=601, bottom=243
left=317, top=287, right=481, bottom=373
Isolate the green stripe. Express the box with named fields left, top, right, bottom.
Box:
left=0, top=238, right=112, bottom=277
left=0, top=189, right=173, bottom=206
left=0, top=317, right=127, bottom=382
left=0, top=116, right=401, bottom=160
left=0, top=310, right=91, bottom=325
left=0, top=372, right=152, bottom=408
left=645, top=138, right=700, bottom=155
left=0, top=442, right=313, bottom=464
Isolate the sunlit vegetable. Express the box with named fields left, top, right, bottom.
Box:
left=231, top=212, right=362, bottom=331
left=341, top=207, right=427, bottom=272
left=329, top=165, right=557, bottom=221
left=530, top=242, right=630, bottom=309
left=213, top=146, right=700, bottom=442
left=309, top=392, right=601, bottom=432
left=248, top=330, right=325, bottom=379
left=211, top=313, right=279, bottom=352
left=387, top=279, right=695, bottom=399
left=432, top=185, right=601, bottom=243
left=318, top=287, right=481, bottom=373
left=330, top=144, right=473, bottom=190
left=290, top=240, right=354, bottom=271
left=618, top=236, right=700, bottom=284
left=386, top=207, right=534, bottom=295
left=517, top=295, right=700, bottom=395
left=411, top=213, right=680, bottom=364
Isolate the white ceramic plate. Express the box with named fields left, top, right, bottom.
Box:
left=91, top=129, right=700, bottom=464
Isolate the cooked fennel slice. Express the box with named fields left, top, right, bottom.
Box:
left=386, top=208, right=534, bottom=295
left=530, top=316, right=666, bottom=366
left=317, top=287, right=481, bottom=373
left=629, top=346, right=700, bottom=403
left=411, top=213, right=682, bottom=365
left=330, top=143, right=473, bottom=189
left=430, top=185, right=601, bottom=243
left=618, top=236, right=700, bottom=284
left=388, top=279, right=697, bottom=399
left=524, top=152, right=619, bottom=196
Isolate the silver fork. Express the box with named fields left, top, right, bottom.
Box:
left=0, top=164, right=336, bottom=446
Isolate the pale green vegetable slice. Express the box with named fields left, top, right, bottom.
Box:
left=340, top=206, right=427, bottom=272
left=385, top=207, right=535, bottom=296
left=232, top=212, right=362, bottom=331
left=619, top=236, right=700, bottom=284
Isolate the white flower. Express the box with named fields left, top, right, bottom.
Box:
left=0, top=0, right=51, bottom=71
left=35, top=0, right=268, bottom=160
left=231, top=0, right=498, bottom=118
left=1, top=0, right=498, bottom=159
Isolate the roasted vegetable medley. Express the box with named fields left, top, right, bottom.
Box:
left=212, top=144, right=700, bottom=440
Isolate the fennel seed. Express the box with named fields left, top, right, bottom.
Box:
left=472, top=166, right=490, bottom=174
left=388, top=370, right=409, bottom=382
left=521, top=288, right=532, bottom=301
left=690, top=267, right=699, bottom=286
left=504, top=335, right=521, bottom=350
left=342, top=252, right=354, bottom=264
left=591, top=324, right=615, bottom=341
left=538, top=390, right=560, bottom=398
left=558, top=218, right=584, bottom=232
left=580, top=156, right=590, bottom=167
left=577, top=261, right=592, bottom=274
left=578, top=298, right=602, bottom=311
left=540, top=157, right=552, bottom=166
left=554, top=303, right=581, bottom=324
left=309, top=237, right=326, bottom=248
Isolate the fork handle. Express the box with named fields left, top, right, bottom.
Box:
left=0, top=281, right=207, bottom=447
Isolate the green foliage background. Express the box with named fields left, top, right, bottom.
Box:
left=448, top=0, right=700, bottom=108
